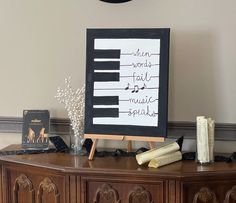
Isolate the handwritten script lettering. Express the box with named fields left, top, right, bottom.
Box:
left=132, top=60, right=152, bottom=68
left=133, top=49, right=151, bottom=57
left=128, top=106, right=157, bottom=117
left=129, top=96, right=158, bottom=104
left=132, top=72, right=153, bottom=83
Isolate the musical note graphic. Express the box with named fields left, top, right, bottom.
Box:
left=131, top=85, right=139, bottom=93
left=125, top=83, right=130, bottom=90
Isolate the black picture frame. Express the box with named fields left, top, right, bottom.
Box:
left=85, top=28, right=170, bottom=137
left=22, top=110, right=50, bottom=149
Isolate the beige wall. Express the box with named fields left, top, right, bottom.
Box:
left=0, top=1, right=236, bottom=150
left=1, top=0, right=236, bottom=122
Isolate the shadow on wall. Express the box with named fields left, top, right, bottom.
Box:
left=169, top=30, right=219, bottom=122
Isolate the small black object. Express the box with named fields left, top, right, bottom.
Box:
left=227, top=152, right=236, bottom=163
left=176, top=136, right=184, bottom=152
left=182, top=152, right=196, bottom=160
left=94, top=147, right=149, bottom=158
left=135, top=147, right=149, bottom=154
left=83, top=139, right=95, bottom=154
left=0, top=148, right=56, bottom=156
left=100, top=0, right=131, bottom=3
left=49, top=136, right=70, bottom=152
left=214, top=155, right=229, bottom=162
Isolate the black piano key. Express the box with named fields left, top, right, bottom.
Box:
left=93, top=61, right=120, bottom=70
left=93, top=108, right=119, bottom=117
left=94, top=72, right=120, bottom=82
left=94, top=49, right=120, bottom=59
left=93, top=96, right=119, bottom=105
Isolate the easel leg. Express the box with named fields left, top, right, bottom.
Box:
left=149, top=142, right=156, bottom=149
left=88, top=139, right=98, bottom=160
left=127, top=141, right=132, bottom=152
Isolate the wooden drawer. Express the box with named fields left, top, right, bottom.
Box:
left=81, top=176, right=165, bottom=203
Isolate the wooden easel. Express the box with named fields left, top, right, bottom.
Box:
left=84, top=134, right=165, bottom=160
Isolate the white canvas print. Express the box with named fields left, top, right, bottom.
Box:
left=93, top=38, right=160, bottom=127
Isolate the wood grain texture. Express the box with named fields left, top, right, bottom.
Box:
left=0, top=150, right=236, bottom=203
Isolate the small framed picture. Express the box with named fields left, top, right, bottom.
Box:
left=22, top=110, right=50, bottom=149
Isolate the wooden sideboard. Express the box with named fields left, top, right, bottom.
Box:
left=0, top=150, right=236, bottom=203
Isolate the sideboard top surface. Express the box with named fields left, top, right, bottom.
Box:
left=1, top=150, right=236, bottom=178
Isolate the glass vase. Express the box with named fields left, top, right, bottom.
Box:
left=70, top=133, right=86, bottom=155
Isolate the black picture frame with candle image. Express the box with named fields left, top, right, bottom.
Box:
left=22, top=110, right=50, bottom=149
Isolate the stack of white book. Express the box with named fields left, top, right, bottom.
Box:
left=136, top=141, right=182, bottom=168
left=196, top=116, right=215, bottom=164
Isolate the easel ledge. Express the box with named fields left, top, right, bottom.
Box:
left=84, top=134, right=165, bottom=160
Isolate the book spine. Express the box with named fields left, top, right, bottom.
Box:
left=208, top=118, right=215, bottom=162
left=136, top=142, right=180, bottom=165
left=196, top=116, right=209, bottom=163
left=148, top=151, right=182, bottom=168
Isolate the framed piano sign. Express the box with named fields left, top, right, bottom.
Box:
left=85, top=28, right=170, bottom=143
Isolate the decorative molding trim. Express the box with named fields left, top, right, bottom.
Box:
left=168, top=121, right=236, bottom=141
left=128, top=186, right=153, bottom=203
left=193, top=187, right=219, bottom=203
left=93, top=183, right=121, bottom=203
left=13, top=174, right=35, bottom=203
left=14, top=174, right=34, bottom=190
left=0, top=116, right=235, bottom=140
left=0, top=116, right=70, bottom=135
left=37, top=177, right=60, bottom=203
left=224, top=185, right=236, bottom=203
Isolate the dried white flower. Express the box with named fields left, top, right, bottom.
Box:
left=55, top=77, right=85, bottom=141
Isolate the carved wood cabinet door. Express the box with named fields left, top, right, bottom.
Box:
left=2, top=166, right=66, bottom=203
left=92, top=184, right=155, bottom=203
left=81, top=177, right=164, bottom=203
